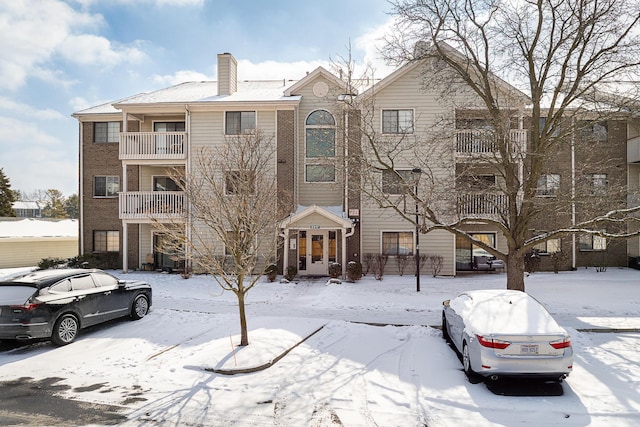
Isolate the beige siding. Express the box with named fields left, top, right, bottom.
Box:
left=0, top=238, right=78, bottom=268
left=295, top=75, right=344, bottom=207
left=140, top=115, right=186, bottom=132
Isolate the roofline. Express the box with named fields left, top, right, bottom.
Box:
left=284, top=67, right=347, bottom=96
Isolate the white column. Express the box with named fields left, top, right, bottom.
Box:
left=122, top=222, right=128, bottom=273
left=283, top=229, right=289, bottom=275
left=341, top=229, right=347, bottom=278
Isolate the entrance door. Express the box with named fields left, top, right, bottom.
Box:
left=298, top=230, right=328, bottom=275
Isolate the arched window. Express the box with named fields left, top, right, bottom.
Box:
left=305, top=110, right=336, bottom=182
left=306, top=110, right=335, bottom=158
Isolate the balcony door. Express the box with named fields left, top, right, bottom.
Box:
left=154, top=122, right=185, bottom=154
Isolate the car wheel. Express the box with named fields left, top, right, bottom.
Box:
left=442, top=313, right=451, bottom=343
left=52, top=314, right=79, bottom=346
left=131, top=294, right=149, bottom=320
left=462, top=341, right=482, bottom=384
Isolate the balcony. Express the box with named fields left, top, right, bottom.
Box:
left=628, top=135, right=640, bottom=163
left=457, top=193, right=508, bottom=217
left=119, top=132, right=187, bottom=160
left=455, top=129, right=527, bottom=157
left=119, top=191, right=185, bottom=221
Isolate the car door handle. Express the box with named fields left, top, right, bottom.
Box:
left=104, top=291, right=111, bottom=296
left=75, top=295, right=86, bottom=301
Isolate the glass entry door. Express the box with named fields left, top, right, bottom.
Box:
left=299, top=230, right=329, bottom=275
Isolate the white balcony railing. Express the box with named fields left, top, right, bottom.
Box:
left=455, top=129, right=527, bottom=156
left=457, top=192, right=508, bottom=216
left=119, top=132, right=187, bottom=160
left=119, top=191, right=185, bottom=220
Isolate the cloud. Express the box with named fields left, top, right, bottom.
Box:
left=74, top=0, right=203, bottom=6
left=152, top=70, right=213, bottom=86
left=0, top=0, right=145, bottom=90
left=354, top=19, right=397, bottom=79
left=0, top=97, right=66, bottom=120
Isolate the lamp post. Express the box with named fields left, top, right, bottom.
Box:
left=411, top=168, right=422, bottom=292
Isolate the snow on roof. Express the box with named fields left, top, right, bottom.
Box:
left=12, top=201, right=41, bottom=210
left=115, top=80, right=300, bottom=105
left=0, top=219, right=78, bottom=238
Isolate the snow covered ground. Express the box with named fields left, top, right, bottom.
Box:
left=0, top=267, right=639, bottom=426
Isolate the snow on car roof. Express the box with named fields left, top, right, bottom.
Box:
left=451, top=289, right=566, bottom=335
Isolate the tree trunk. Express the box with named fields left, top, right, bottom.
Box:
left=506, top=254, right=526, bottom=292
left=238, top=291, right=249, bottom=346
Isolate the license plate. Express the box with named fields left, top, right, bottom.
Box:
left=521, top=344, right=539, bottom=355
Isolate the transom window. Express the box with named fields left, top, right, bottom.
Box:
left=93, top=230, right=120, bottom=253
left=382, top=170, right=414, bottom=194
left=94, top=122, right=120, bottom=143
left=306, top=110, right=335, bottom=157
left=382, top=231, right=414, bottom=256
left=225, top=111, right=256, bottom=135
left=94, top=176, right=120, bottom=198
left=382, top=109, right=414, bottom=134
left=537, top=174, right=560, bottom=196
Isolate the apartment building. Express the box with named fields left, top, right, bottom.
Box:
left=72, top=51, right=638, bottom=276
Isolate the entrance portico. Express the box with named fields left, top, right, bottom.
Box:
left=280, top=206, right=355, bottom=277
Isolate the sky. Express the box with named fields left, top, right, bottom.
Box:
left=0, top=0, right=395, bottom=197
left=0, top=267, right=639, bottom=425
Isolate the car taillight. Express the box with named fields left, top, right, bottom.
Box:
left=550, top=338, right=572, bottom=349
left=476, top=335, right=510, bottom=349
left=10, top=303, right=43, bottom=312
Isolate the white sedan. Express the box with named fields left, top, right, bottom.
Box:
left=442, top=289, right=573, bottom=382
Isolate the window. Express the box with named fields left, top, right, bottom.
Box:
left=93, top=230, right=120, bottom=253
left=70, top=275, right=97, bottom=291
left=537, top=174, right=560, bottom=196
left=94, top=122, right=120, bottom=143
left=538, top=117, right=560, bottom=138
left=579, top=234, right=607, bottom=251
left=589, top=173, right=608, bottom=194
left=154, top=176, right=180, bottom=192
left=154, top=122, right=185, bottom=132
left=382, top=231, right=414, bottom=256
left=382, top=109, right=414, bottom=134
left=534, top=238, right=561, bottom=254
left=225, top=170, right=255, bottom=194
left=305, top=164, right=335, bottom=183
left=581, top=120, right=608, bottom=142
left=92, top=272, right=118, bottom=287
left=93, top=176, right=120, bottom=197
left=382, top=170, right=414, bottom=194
left=306, top=110, right=335, bottom=158
left=225, top=111, right=256, bottom=135
left=457, top=175, right=496, bottom=191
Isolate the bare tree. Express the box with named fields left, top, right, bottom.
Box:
left=154, top=131, right=288, bottom=346
left=348, top=0, right=640, bottom=291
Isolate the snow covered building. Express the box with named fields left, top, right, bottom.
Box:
left=72, top=52, right=638, bottom=275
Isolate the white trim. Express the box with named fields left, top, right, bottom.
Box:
left=380, top=108, right=416, bottom=135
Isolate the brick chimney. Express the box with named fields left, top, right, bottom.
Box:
left=217, top=53, right=237, bottom=96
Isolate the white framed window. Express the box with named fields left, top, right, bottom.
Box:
left=225, top=170, right=256, bottom=194
left=382, top=231, right=414, bottom=256
left=579, top=234, right=607, bottom=251
left=382, top=170, right=414, bottom=194
left=93, top=230, right=120, bottom=253
left=305, top=164, right=335, bottom=183
left=225, top=111, right=256, bottom=135
left=589, top=173, right=608, bottom=194
left=94, top=122, right=120, bottom=143
left=306, top=110, right=336, bottom=158
left=382, top=109, right=414, bottom=134
left=534, top=238, right=561, bottom=254
left=93, top=176, right=120, bottom=198
left=581, top=120, right=608, bottom=142
left=537, top=174, right=560, bottom=196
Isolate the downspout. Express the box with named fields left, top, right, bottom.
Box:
left=571, top=117, right=577, bottom=269
left=185, top=104, right=192, bottom=273
left=342, top=225, right=356, bottom=278
left=79, top=121, right=84, bottom=256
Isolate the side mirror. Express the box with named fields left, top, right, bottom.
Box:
left=442, top=299, right=450, bottom=307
